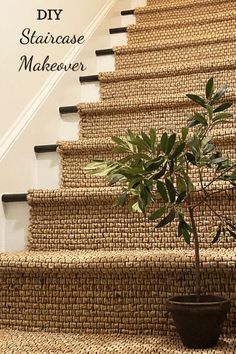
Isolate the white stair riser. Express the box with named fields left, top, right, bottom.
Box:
left=80, top=82, right=100, bottom=103
left=97, top=54, right=115, bottom=73
left=132, top=0, right=146, bottom=7
left=121, top=14, right=136, bottom=27
left=3, top=203, right=30, bottom=252
left=110, top=32, right=127, bottom=47
left=36, top=152, right=60, bottom=189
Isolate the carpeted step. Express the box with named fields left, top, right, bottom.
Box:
left=78, top=96, right=236, bottom=139
left=0, top=330, right=235, bottom=354
left=147, top=0, right=230, bottom=8
left=99, top=58, right=236, bottom=101
left=57, top=134, right=235, bottom=189
left=135, top=1, right=235, bottom=24
left=26, top=187, right=236, bottom=251
left=126, top=13, right=235, bottom=47
left=114, top=37, right=236, bottom=71
left=0, top=249, right=235, bottom=335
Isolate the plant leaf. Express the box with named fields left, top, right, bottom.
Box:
left=165, top=178, right=176, bottom=203
left=156, top=209, right=175, bottom=228
left=153, top=163, right=167, bottom=180
left=149, top=207, right=165, bottom=220
left=181, top=127, right=189, bottom=141
left=186, top=94, right=206, bottom=108
left=176, top=191, right=187, bottom=204
left=156, top=181, right=169, bottom=203
left=160, top=133, right=168, bottom=153
left=211, top=84, right=227, bottom=103
left=186, top=152, right=197, bottom=166
left=194, top=112, right=208, bottom=126
left=206, top=77, right=214, bottom=99
left=166, top=134, right=176, bottom=155
left=172, top=142, right=185, bottom=159
left=213, top=102, right=233, bottom=113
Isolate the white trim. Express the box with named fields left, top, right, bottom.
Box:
left=0, top=0, right=117, bottom=163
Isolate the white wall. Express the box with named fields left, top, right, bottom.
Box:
left=0, top=0, right=107, bottom=139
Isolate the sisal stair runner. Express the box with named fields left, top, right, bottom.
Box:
left=1, top=0, right=235, bottom=352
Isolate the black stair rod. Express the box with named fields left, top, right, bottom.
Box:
left=34, top=144, right=58, bottom=153
left=2, top=194, right=28, bottom=203
left=79, top=75, right=99, bottom=83
left=121, top=9, right=135, bottom=15
left=95, top=48, right=114, bottom=56
left=109, top=27, right=127, bottom=34
left=59, top=106, right=78, bottom=114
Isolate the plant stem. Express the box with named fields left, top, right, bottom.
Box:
left=188, top=206, right=201, bottom=301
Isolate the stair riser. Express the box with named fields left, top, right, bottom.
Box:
left=0, top=269, right=234, bottom=336
left=127, top=19, right=235, bottom=46
left=28, top=191, right=235, bottom=251
left=115, top=39, right=236, bottom=71
left=59, top=140, right=235, bottom=189
left=136, top=3, right=235, bottom=24
left=80, top=103, right=235, bottom=140
left=100, top=68, right=236, bottom=101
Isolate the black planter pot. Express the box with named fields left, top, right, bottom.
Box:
left=167, top=295, right=230, bottom=349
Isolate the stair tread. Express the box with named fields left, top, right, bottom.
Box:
left=98, top=57, right=236, bottom=82
left=0, top=248, right=235, bottom=273
left=128, top=11, right=236, bottom=32
left=79, top=94, right=236, bottom=113
left=136, top=1, right=234, bottom=15
left=0, top=330, right=234, bottom=353
left=57, top=132, right=235, bottom=153
left=146, top=0, right=231, bottom=11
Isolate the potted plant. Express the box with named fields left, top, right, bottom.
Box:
left=85, top=78, right=236, bottom=349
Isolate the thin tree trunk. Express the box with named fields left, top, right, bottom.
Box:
left=188, top=207, right=201, bottom=301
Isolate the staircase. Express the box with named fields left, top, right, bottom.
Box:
left=0, top=0, right=235, bottom=352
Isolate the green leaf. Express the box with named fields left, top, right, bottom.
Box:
left=176, top=176, right=187, bottom=193
left=113, top=191, right=127, bottom=207
left=186, top=152, right=197, bottom=166
left=213, top=102, right=233, bottom=113
left=112, top=136, right=127, bottom=146
left=149, top=128, right=157, bottom=147
left=160, top=133, right=168, bottom=152
left=112, top=146, right=129, bottom=154
left=156, top=209, right=175, bottom=228
left=156, top=181, right=169, bottom=203
left=178, top=217, right=192, bottom=244
left=181, top=127, right=189, bottom=141
left=166, top=134, right=176, bottom=154
left=211, top=157, right=229, bottom=164
left=84, top=160, right=106, bottom=170
left=181, top=226, right=191, bottom=244
left=172, top=142, right=185, bottom=159
left=153, top=163, right=167, bottom=180
left=141, top=132, right=151, bottom=147
left=146, top=157, right=164, bottom=171
left=212, top=112, right=233, bottom=123
left=206, top=77, right=214, bottom=99
left=194, top=112, right=208, bottom=126
left=212, top=224, right=222, bottom=244
left=165, top=178, right=176, bottom=203
left=176, top=191, right=187, bottom=204
left=211, top=84, right=227, bottom=103
left=149, top=207, right=165, bottom=220
left=108, top=174, right=125, bottom=186
left=186, top=94, right=206, bottom=108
